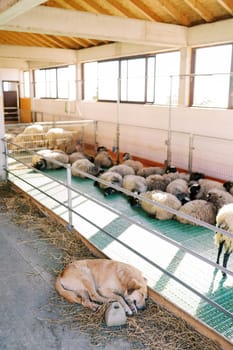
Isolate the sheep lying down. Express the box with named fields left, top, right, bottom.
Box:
left=139, top=190, right=182, bottom=220
left=32, top=149, right=69, bottom=170
left=94, top=171, right=123, bottom=196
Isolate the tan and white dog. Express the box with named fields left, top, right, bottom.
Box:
left=55, top=259, right=148, bottom=315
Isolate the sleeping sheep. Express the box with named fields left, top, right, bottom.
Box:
left=175, top=199, right=217, bottom=226
left=69, top=151, right=94, bottom=165
left=139, top=190, right=182, bottom=220
left=71, top=159, right=99, bottom=179
left=31, top=149, right=69, bottom=170
left=94, top=171, right=123, bottom=196
left=107, top=164, right=135, bottom=177
left=206, top=188, right=233, bottom=212
left=122, top=174, right=148, bottom=205
left=137, top=166, right=165, bottom=177
left=189, top=179, right=225, bottom=200
left=215, top=203, right=233, bottom=276
left=122, top=153, right=144, bottom=174
left=94, top=146, right=113, bottom=169
left=146, top=174, right=170, bottom=192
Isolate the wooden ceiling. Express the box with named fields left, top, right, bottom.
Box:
left=0, top=0, right=233, bottom=51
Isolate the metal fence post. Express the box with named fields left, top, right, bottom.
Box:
left=66, top=164, right=73, bottom=231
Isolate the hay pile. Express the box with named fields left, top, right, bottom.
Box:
left=0, top=182, right=223, bottom=350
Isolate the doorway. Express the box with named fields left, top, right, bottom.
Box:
left=2, top=81, right=20, bottom=123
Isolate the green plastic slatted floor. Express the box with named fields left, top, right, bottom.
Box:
left=8, top=165, right=233, bottom=344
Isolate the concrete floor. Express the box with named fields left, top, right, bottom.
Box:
left=0, top=212, right=131, bottom=350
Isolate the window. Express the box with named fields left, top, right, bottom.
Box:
left=83, top=62, right=98, bottom=100
left=34, top=65, right=76, bottom=99
left=23, top=71, right=30, bottom=97
left=82, top=51, right=180, bottom=105
left=192, top=44, right=232, bottom=108
left=121, top=58, right=146, bottom=102
left=154, top=51, right=180, bottom=105
left=98, top=60, right=119, bottom=101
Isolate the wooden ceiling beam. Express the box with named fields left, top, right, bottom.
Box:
left=217, top=0, right=233, bottom=15
left=156, top=0, right=191, bottom=26
left=0, top=0, right=45, bottom=25
left=183, top=0, right=214, bottom=22
left=128, top=0, right=163, bottom=22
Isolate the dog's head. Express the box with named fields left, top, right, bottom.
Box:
left=125, top=277, right=148, bottom=311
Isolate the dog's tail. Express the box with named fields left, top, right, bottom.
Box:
left=55, top=274, right=82, bottom=304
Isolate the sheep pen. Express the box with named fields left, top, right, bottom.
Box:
left=0, top=182, right=224, bottom=350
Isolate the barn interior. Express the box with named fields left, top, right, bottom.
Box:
left=0, top=1, right=233, bottom=349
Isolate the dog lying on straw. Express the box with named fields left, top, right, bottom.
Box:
left=55, top=259, right=148, bottom=315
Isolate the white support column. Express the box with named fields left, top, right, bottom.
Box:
left=178, top=47, right=192, bottom=107
left=0, top=83, right=7, bottom=181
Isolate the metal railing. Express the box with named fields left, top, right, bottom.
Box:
left=2, top=137, right=233, bottom=327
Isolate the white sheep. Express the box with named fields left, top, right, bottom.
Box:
left=175, top=199, right=217, bottom=226
left=122, top=153, right=144, bottom=174
left=71, top=159, right=99, bottom=179
left=22, top=124, right=45, bottom=135
left=122, top=174, right=148, bottom=205
left=107, top=164, right=135, bottom=177
left=139, top=190, right=182, bottom=220
left=94, top=171, right=123, bottom=196
left=45, top=128, right=75, bottom=153
left=146, top=174, right=170, bottom=192
left=215, top=203, right=233, bottom=276
left=31, top=149, right=69, bottom=170
left=94, top=146, right=113, bottom=169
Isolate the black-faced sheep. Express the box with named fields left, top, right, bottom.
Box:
left=139, top=190, right=182, bottom=220
left=215, top=203, right=233, bottom=276
left=71, top=159, right=99, bottom=179
left=94, top=146, right=113, bottom=169
left=175, top=199, right=217, bottom=226
left=122, top=174, right=148, bottom=205
left=94, top=171, right=123, bottom=196
left=107, top=164, right=135, bottom=177
left=122, top=153, right=144, bottom=174
left=189, top=179, right=226, bottom=200
left=31, top=149, right=69, bottom=170
left=206, top=188, right=233, bottom=212
left=223, top=181, right=233, bottom=195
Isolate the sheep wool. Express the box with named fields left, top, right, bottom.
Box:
left=137, top=166, right=165, bottom=177
left=207, top=188, right=233, bottom=211
left=94, top=171, right=123, bottom=196
left=107, top=164, right=135, bottom=177
left=71, top=159, right=99, bottom=179
left=146, top=174, right=169, bottom=192
left=175, top=199, right=217, bottom=226
left=166, top=179, right=189, bottom=196
left=140, top=190, right=182, bottom=220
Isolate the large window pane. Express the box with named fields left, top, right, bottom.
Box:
left=23, top=71, right=30, bottom=97
left=146, top=57, right=155, bottom=103
left=121, top=58, right=146, bottom=102
left=83, top=62, right=98, bottom=100
left=193, top=45, right=232, bottom=108
left=98, top=61, right=119, bottom=100
left=154, top=51, right=180, bottom=105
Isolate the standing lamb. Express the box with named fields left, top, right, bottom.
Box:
left=215, top=203, right=233, bottom=276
